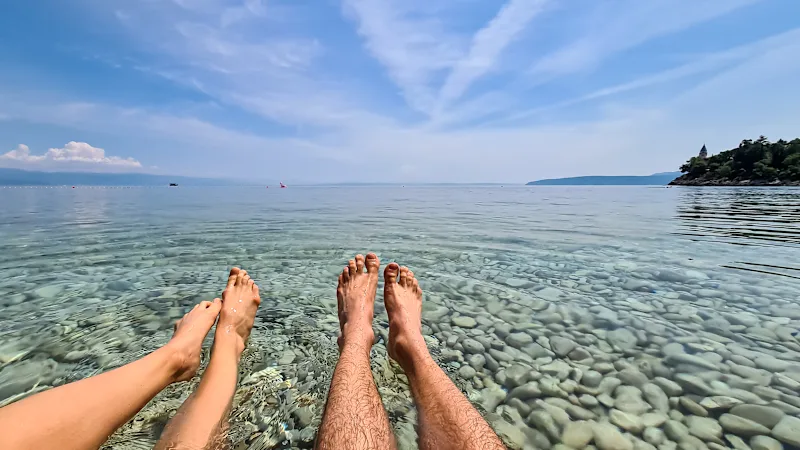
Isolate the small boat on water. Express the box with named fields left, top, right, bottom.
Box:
left=280, top=182, right=287, bottom=188
left=169, top=183, right=178, bottom=187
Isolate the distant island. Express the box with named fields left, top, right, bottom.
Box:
left=527, top=172, right=681, bottom=186
left=670, top=137, right=800, bottom=186
left=0, top=168, right=229, bottom=186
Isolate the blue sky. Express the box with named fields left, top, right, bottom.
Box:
left=1, top=0, right=799, bottom=183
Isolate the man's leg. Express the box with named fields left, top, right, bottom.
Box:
left=384, top=263, right=504, bottom=450
left=0, top=299, right=222, bottom=450
left=155, top=267, right=261, bottom=450
left=316, top=254, right=397, bottom=450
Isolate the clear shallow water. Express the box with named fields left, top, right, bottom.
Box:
left=1, top=186, right=800, bottom=449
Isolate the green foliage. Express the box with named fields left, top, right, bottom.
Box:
left=679, top=136, right=800, bottom=182
left=717, top=162, right=733, bottom=178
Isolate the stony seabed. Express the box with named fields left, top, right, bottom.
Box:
left=1, top=248, right=799, bottom=450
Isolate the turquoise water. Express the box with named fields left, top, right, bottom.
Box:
left=1, top=186, right=800, bottom=449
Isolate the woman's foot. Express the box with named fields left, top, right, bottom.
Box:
left=168, top=299, right=223, bottom=382
left=215, top=268, right=261, bottom=355
left=336, top=254, right=380, bottom=352
left=383, top=264, right=427, bottom=368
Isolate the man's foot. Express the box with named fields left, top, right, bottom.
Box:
left=336, top=254, right=380, bottom=352
left=168, top=299, right=222, bottom=382
left=384, top=263, right=426, bottom=368
left=215, top=267, right=261, bottom=355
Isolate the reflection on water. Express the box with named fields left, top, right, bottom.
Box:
left=1, top=186, right=800, bottom=450
left=676, top=188, right=800, bottom=247
left=675, top=188, right=800, bottom=280
left=68, top=189, right=111, bottom=228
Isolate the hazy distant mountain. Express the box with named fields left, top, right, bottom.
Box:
left=0, top=168, right=231, bottom=186
left=527, top=172, right=682, bottom=186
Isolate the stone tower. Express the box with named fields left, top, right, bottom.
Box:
left=699, top=144, right=708, bottom=159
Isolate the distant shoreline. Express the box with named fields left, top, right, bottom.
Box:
left=527, top=172, right=681, bottom=186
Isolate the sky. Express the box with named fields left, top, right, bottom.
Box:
left=0, top=0, right=799, bottom=183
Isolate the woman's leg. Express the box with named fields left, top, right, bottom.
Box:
left=0, top=299, right=222, bottom=450
left=155, top=268, right=261, bottom=450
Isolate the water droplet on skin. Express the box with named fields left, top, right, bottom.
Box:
left=239, top=299, right=243, bottom=303
left=225, top=325, right=232, bottom=334
left=232, top=308, right=237, bottom=313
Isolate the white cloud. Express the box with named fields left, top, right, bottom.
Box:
left=2, top=145, right=34, bottom=161
left=1, top=142, right=142, bottom=168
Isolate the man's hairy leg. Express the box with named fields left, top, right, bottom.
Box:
left=316, top=254, right=397, bottom=450
left=384, top=263, right=504, bottom=450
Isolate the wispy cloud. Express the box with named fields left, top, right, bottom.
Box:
left=436, top=0, right=548, bottom=109
left=112, top=1, right=368, bottom=130
left=114, top=10, right=130, bottom=22
left=529, top=0, right=762, bottom=77
left=342, top=0, right=466, bottom=113
left=494, top=27, right=800, bottom=126
left=220, top=0, right=268, bottom=27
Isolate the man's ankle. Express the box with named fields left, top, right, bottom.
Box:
left=340, top=330, right=374, bottom=356
left=341, top=324, right=375, bottom=351
left=395, top=338, right=432, bottom=373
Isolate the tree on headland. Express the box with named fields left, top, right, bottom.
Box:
left=675, top=136, right=800, bottom=185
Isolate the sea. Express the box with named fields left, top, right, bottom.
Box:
left=1, top=185, right=799, bottom=449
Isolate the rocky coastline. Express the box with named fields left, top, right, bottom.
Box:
left=669, top=176, right=800, bottom=186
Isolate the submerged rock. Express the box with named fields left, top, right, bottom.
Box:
left=562, top=421, right=595, bottom=448
left=607, top=328, right=638, bottom=350
left=730, top=405, right=785, bottom=429
left=772, top=416, right=800, bottom=447
left=594, top=422, right=633, bottom=450
left=686, top=416, right=723, bottom=443
left=506, top=332, right=533, bottom=349
left=550, top=336, right=577, bottom=357
left=720, top=414, right=771, bottom=436
left=751, top=436, right=783, bottom=450
left=452, top=316, right=477, bottom=328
